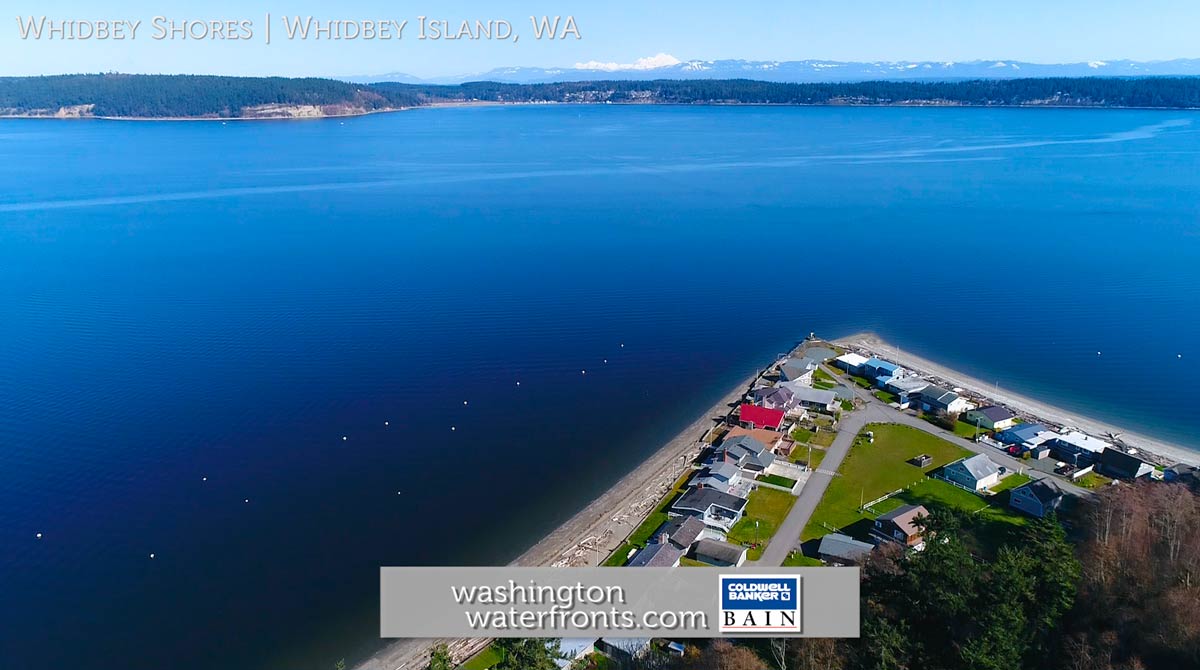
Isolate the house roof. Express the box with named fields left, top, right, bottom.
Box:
left=997, top=423, right=1049, bottom=444
left=694, top=539, right=747, bottom=564
left=1100, top=447, right=1153, bottom=479
left=755, top=385, right=795, bottom=404
left=818, top=533, right=874, bottom=561
left=864, top=357, right=899, bottom=374
left=702, top=461, right=742, bottom=481
left=739, top=404, right=785, bottom=429
left=888, top=377, right=931, bottom=394
left=1053, top=431, right=1111, bottom=453
left=654, top=516, right=707, bottom=547
left=802, top=347, right=837, bottom=362
left=973, top=405, right=1015, bottom=422
left=785, top=385, right=838, bottom=405
left=673, top=487, right=748, bottom=515
left=1167, top=463, right=1199, bottom=475
left=627, top=542, right=684, bottom=568
left=779, top=359, right=817, bottom=380
left=835, top=352, right=869, bottom=368
left=920, top=385, right=957, bottom=404
left=953, top=454, right=1001, bottom=481
left=1018, top=479, right=1064, bottom=505
left=877, top=504, right=929, bottom=536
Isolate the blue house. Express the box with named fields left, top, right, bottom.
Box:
left=996, top=423, right=1050, bottom=446
left=862, top=357, right=899, bottom=381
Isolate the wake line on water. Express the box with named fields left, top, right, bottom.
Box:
left=0, top=119, right=1190, bottom=213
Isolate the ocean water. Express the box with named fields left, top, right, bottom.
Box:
left=1, top=105, right=1198, bottom=670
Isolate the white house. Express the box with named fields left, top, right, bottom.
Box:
left=943, top=453, right=1002, bottom=491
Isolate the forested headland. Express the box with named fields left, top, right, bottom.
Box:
left=1, top=73, right=1199, bottom=119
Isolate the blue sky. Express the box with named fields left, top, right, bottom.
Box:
left=4, top=0, right=1199, bottom=77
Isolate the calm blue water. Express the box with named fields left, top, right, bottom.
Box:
left=1, top=106, right=1198, bottom=669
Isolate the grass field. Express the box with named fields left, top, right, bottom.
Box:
left=625, top=471, right=693, bottom=548
left=460, top=645, right=503, bottom=670
left=989, top=472, right=1032, bottom=494
left=728, top=488, right=797, bottom=560
left=953, top=421, right=988, bottom=439
left=757, top=473, right=798, bottom=488
left=1076, top=472, right=1114, bottom=489
left=783, top=552, right=824, bottom=567
left=875, top=477, right=1031, bottom=555
left=801, top=424, right=971, bottom=541
left=791, top=445, right=827, bottom=469
left=874, top=390, right=898, bottom=404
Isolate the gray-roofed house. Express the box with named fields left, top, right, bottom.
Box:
left=649, top=515, right=710, bottom=550
left=1008, top=479, right=1065, bottom=518
left=779, top=357, right=819, bottom=385
left=691, top=461, right=744, bottom=494
left=1097, top=447, right=1155, bottom=481
left=871, top=504, right=929, bottom=549
left=818, top=533, right=874, bottom=565
left=626, top=540, right=683, bottom=568
left=885, top=377, right=931, bottom=408
left=943, top=453, right=1002, bottom=491
left=710, top=435, right=776, bottom=472
left=779, top=382, right=839, bottom=412
left=753, top=385, right=797, bottom=411
left=919, top=385, right=971, bottom=414
left=671, top=487, right=748, bottom=532
left=963, top=405, right=1017, bottom=431
left=1165, top=463, right=1200, bottom=487
left=692, top=538, right=748, bottom=567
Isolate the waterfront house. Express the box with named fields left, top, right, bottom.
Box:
left=710, top=434, right=776, bottom=472
left=1097, top=447, right=1154, bottom=481
left=871, top=504, right=929, bottom=550
left=723, top=426, right=784, bottom=450
left=963, top=406, right=1017, bottom=431
left=862, top=357, right=900, bottom=381
left=1008, top=479, right=1064, bottom=518
left=752, top=385, right=796, bottom=412
left=691, top=461, right=749, bottom=496
left=737, top=404, right=785, bottom=431
left=996, top=423, right=1054, bottom=448
left=692, top=538, right=748, bottom=567
left=885, top=377, right=931, bottom=409
left=779, top=382, right=839, bottom=412
left=670, top=487, right=748, bottom=532
left=1165, top=463, right=1200, bottom=486
left=818, top=533, right=875, bottom=565
left=779, top=357, right=819, bottom=385
left=919, top=385, right=971, bottom=415
left=626, top=540, right=684, bottom=568
left=1047, top=431, right=1111, bottom=465
left=834, top=352, right=869, bottom=375
left=648, top=516, right=713, bottom=550
left=943, top=454, right=1002, bottom=491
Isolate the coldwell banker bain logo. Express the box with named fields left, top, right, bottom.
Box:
left=719, top=575, right=802, bottom=633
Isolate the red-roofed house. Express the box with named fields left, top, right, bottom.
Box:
left=737, top=404, right=785, bottom=431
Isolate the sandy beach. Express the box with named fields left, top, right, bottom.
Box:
left=353, top=371, right=760, bottom=670
left=836, top=332, right=1198, bottom=468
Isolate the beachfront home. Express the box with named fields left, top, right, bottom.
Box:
left=834, top=352, right=869, bottom=375
left=710, top=434, right=776, bottom=472
left=626, top=540, right=683, bottom=568
left=691, top=461, right=747, bottom=495
left=752, top=385, right=796, bottom=412
left=996, top=423, right=1055, bottom=448
left=779, top=357, right=818, bottom=385
left=1047, top=431, right=1111, bottom=466
left=943, top=453, right=1002, bottom=491
left=648, top=516, right=712, bottom=550
left=737, top=404, right=785, bottom=431
left=963, top=405, right=1017, bottom=431
left=1009, top=479, right=1064, bottom=518
left=779, top=382, right=839, bottom=412
left=670, top=487, right=748, bottom=532
left=871, top=504, right=929, bottom=550
left=1165, top=463, right=1200, bottom=487
left=885, top=377, right=931, bottom=409
left=692, top=539, right=748, bottom=567
left=919, top=385, right=971, bottom=415
left=862, top=357, right=900, bottom=381
left=1097, top=447, right=1155, bottom=481
left=818, top=533, right=874, bottom=565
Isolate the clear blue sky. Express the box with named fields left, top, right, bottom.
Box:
left=4, top=0, right=1199, bottom=78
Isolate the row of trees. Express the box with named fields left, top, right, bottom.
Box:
left=5, top=74, right=1200, bottom=117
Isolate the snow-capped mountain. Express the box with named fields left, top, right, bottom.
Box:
left=346, top=57, right=1200, bottom=85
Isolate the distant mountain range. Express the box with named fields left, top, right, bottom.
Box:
left=347, top=57, right=1200, bottom=85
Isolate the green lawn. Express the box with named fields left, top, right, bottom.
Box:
left=679, top=556, right=710, bottom=567
left=791, top=427, right=814, bottom=443
left=603, top=542, right=634, bottom=567
left=841, top=399, right=855, bottom=412
left=988, top=472, right=1032, bottom=494
left=783, top=552, right=824, bottom=567
left=849, top=375, right=873, bottom=389
left=1076, top=472, right=1114, bottom=489
left=460, top=645, right=504, bottom=670
left=874, top=390, right=899, bottom=404
left=814, top=367, right=836, bottom=383
left=953, top=421, right=988, bottom=439
left=625, top=471, right=693, bottom=548
left=802, top=424, right=971, bottom=541
left=811, top=429, right=836, bottom=447
left=791, top=445, right=827, bottom=469
left=757, top=473, right=798, bottom=488
left=728, top=488, right=797, bottom=560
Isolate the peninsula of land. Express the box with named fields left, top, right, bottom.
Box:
left=3, top=74, right=1200, bottom=120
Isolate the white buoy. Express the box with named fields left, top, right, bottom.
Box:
left=384, top=421, right=389, bottom=426
left=396, top=491, right=402, bottom=495
left=603, top=359, right=608, bottom=363
left=202, top=476, right=207, bottom=482
left=581, top=370, right=587, bottom=375
left=463, top=400, right=468, bottom=406
left=149, top=553, right=155, bottom=559
left=244, top=498, right=249, bottom=503
left=1097, top=351, right=1102, bottom=356
left=620, top=343, right=625, bottom=348
left=1179, top=354, right=1183, bottom=359
left=451, top=426, right=456, bottom=431
left=516, top=381, right=521, bottom=386
left=35, top=532, right=42, bottom=539
left=342, top=436, right=348, bottom=441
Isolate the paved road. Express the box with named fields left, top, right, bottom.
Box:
left=757, top=367, right=1086, bottom=566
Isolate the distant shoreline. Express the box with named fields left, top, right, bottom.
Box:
left=3, top=100, right=1200, bottom=122
left=835, top=332, right=1198, bottom=467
